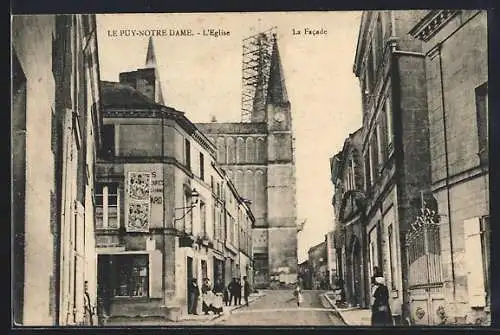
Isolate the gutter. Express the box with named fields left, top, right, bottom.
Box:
left=437, top=43, right=457, bottom=319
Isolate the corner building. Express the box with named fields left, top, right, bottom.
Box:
left=95, top=38, right=254, bottom=321
left=196, top=36, right=298, bottom=288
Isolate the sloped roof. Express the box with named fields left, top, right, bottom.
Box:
left=100, top=80, right=162, bottom=109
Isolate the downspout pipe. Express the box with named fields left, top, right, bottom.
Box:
left=389, top=40, right=411, bottom=325
left=437, top=43, right=457, bottom=319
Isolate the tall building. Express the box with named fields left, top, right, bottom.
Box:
left=196, top=32, right=298, bottom=289
left=12, top=14, right=103, bottom=326
left=353, top=10, right=432, bottom=324
left=95, top=38, right=254, bottom=322
left=330, top=128, right=369, bottom=308
left=408, top=10, right=489, bottom=326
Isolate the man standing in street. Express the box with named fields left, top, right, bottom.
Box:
left=243, top=276, right=251, bottom=307
left=188, top=278, right=200, bottom=315
left=235, top=278, right=242, bottom=305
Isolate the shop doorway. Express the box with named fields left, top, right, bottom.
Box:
left=186, top=256, right=193, bottom=310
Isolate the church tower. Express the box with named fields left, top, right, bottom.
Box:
left=195, top=31, right=298, bottom=288
left=119, top=37, right=164, bottom=105
left=264, top=37, right=298, bottom=282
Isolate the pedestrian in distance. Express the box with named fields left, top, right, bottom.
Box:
left=243, top=276, right=251, bottom=307
left=293, top=283, right=303, bottom=307
left=235, top=278, right=242, bottom=305
left=228, top=278, right=236, bottom=306
left=371, top=276, right=393, bottom=327
left=223, top=283, right=230, bottom=306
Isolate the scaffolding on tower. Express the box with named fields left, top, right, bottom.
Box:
left=241, top=27, right=277, bottom=122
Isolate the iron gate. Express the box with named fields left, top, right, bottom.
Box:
left=405, top=203, right=445, bottom=325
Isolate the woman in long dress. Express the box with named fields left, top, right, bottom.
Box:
left=371, top=276, right=393, bottom=326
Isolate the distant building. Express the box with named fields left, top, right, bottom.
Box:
left=408, top=10, right=489, bottom=326
left=196, top=33, right=298, bottom=289
left=330, top=128, right=368, bottom=308
left=94, top=38, right=254, bottom=321
left=12, top=14, right=103, bottom=325
left=297, top=260, right=311, bottom=290
left=307, top=241, right=328, bottom=290
left=325, top=231, right=337, bottom=288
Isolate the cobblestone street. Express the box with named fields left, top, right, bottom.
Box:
left=213, top=290, right=345, bottom=326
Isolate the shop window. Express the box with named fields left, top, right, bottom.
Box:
left=114, top=254, right=149, bottom=297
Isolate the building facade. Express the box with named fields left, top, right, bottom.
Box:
left=408, top=10, right=489, bottom=326
left=353, top=10, right=433, bottom=323
left=325, top=230, right=337, bottom=289
left=297, top=260, right=311, bottom=290
left=95, top=38, right=254, bottom=321
left=307, top=241, right=329, bottom=290
left=196, top=35, right=298, bottom=289
left=330, top=128, right=369, bottom=308
left=12, top=14, right=102, bottom=326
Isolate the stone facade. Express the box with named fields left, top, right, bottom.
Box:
left=95, top=39, right=254, bottom=321
left=409, top=10, right=489, bottom=326
left=353, top=10, right=433, bottom=323
left=336, top=10, right=489, bottom=326
left=12, top=14, right=102, bottom=326
left=196, top=36, right=298, bottom=289
left=330, top=128, right=369, bottom=308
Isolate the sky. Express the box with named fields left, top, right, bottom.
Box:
left=96, top=12, right=363, bottom=263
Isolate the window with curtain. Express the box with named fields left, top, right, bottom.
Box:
left=95, top=182, right=119, bottom=229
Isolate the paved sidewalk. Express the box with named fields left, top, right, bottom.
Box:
left=104, top=291, right=267, bottom=326
left=322, top=291, right=371, bottom=326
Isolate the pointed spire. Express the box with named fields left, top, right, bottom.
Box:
left=144, top=37, right=165, bottom=105
left=145, top=36, right=156, bottom=68
left=266, top=35, right=289, bottom=104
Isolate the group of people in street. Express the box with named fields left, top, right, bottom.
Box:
left=187, top=276, right=251, bottom=316
left=224, top=277, right=251, bottom=307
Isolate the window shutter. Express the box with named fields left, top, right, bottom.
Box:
left=464, top=217, right=486, bottom=307
left=149, top=250, right=163, bottom=298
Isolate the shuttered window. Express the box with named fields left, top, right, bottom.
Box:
left=149, top=250, right=163, bottom=298
left=464, top=217, right=486, bottom=307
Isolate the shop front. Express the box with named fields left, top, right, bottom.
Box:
left=96, top=249, right=163, bottom=318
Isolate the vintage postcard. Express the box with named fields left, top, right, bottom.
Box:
left=11, top=10, right=490, bottom=327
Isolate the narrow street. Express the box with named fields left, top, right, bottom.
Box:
left=213, top=290, right=345, bottom=326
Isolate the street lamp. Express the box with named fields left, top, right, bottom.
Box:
left=173, top=188, right=200, bottom=230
